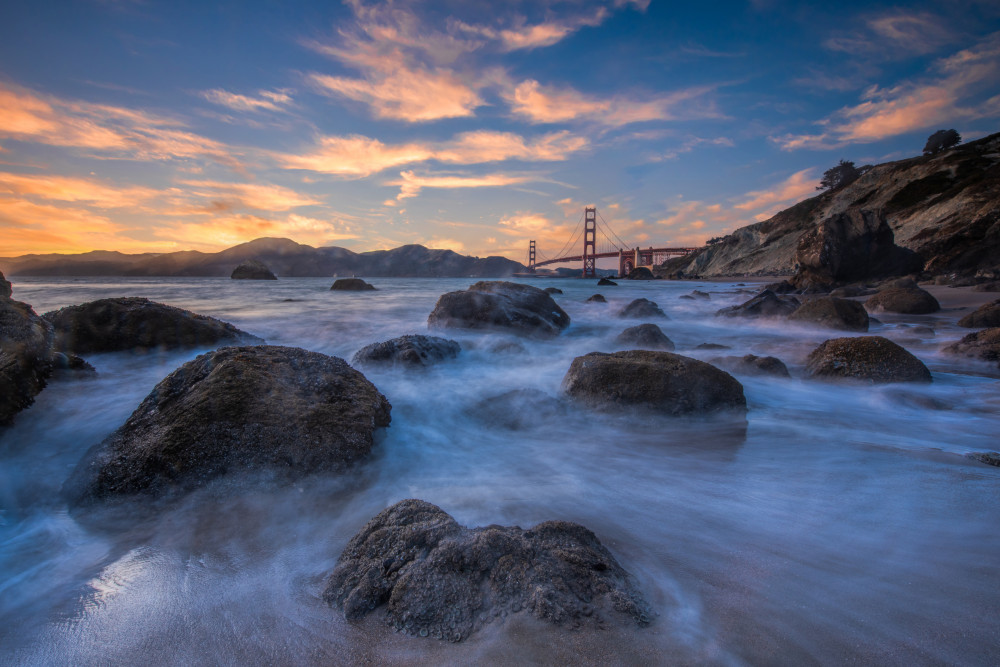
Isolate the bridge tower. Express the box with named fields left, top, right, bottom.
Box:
left=528, top=240, right=536, bottom=273
left=582, top=207, right=596, bottom=278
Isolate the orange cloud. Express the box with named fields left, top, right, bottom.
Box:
left=200, top=88, right=293, bottom=113
left=389, top=170, right=533, bottom=200
left=733, top=169, right=819, bottom=218
left=151, top=211, right=360, bottom=251
left=0, top=172, right=160, bottom=208
left=175, top=180, right=322, bottom=213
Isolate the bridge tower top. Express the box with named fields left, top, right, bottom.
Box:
left=582, top=207, right=597, bottom=278
left=528, top=240, right=536, bottom=273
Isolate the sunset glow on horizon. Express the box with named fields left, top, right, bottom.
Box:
left=2, top=1, right=999, bottom=261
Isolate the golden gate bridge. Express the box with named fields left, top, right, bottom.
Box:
left=525, top=207, right=697, bottom=278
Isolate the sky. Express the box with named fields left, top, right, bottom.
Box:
left=1, top=0, right=999, bottom=266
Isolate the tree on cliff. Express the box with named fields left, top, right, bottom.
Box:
left=817, top=160, right=861, bottom=191
left=923, top=129, right=961, bottom=155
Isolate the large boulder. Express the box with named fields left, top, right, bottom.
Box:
left=942, top=328, right=1000, bottom=366
left=597, top=277, right=617, bottom=286
left=586, top=294, right=606, bottom=303
left=788, top=297, right=870, bottom=332
left=1, top=298, right=55, bottom=425
left=710, top=354, right=790, bottom=378
left=805, top=336, right=931, bottom=383
left=562, top=350, right=746, bottom=415
left=0, top=270, right=11, bottom=298
left=716, top=289, right=799, bottom=318
left=230, top=258, right=277, bottom=280
left=615, top=323, right=675, bottom=350
left=865, top=287, right=940, bottom=314
left=352, top=335, right=460, bottom=368
left=626, top=267, right=655, bottom=280
left=323, top=499, right=650, bottom=642
left=43, top=297, right=262, bottom=355
left=331, top=278, right=376, bottom=291
left=618, top=298, right=667, bottom=319
left=957, top=299, right=1000, bottom=328
left=790, top=208, right=921, bottom=291
left=64, top=346, right=391, bottom=501
left=427, top=281, right=570, bottom=337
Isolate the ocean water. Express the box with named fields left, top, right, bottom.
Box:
left=1, top=277, right=998, bottom=665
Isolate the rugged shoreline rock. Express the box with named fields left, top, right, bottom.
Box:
left=352, top=335, right=460, bottom=368
left=942, top=328, right=1000, bottom=365
left=1, top=297, right=55, bottom=425
left=323, top=499, right=650, bottom=642
left=64, top=346, right=391, bottom=502
left=615, top=323, right=675, bottom=350
left=957, top=299, right=1000, bottom=328
left=865, top=287, right=940, bottom=314
left=618, top=298, right=667, bottom=319
left=789, top=297, right=869, bottom=332
left=805, top=336, right=932, bottom=383
left=43, top=297, right=262, bottom=355
left=716, top=290, right=799, bottom=318
left=0, top=270, right=11, bottom=298
left=428, top=281, right=570, bottom=337
left=563, top=350, right=746, bottom=415
left=331, top=278, right=377, bottom=291
left=231, top=258, right=277, bottom=280
left=710, top=354, right=790, bottom=378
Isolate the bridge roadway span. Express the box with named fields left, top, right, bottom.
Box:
left=534, top=247, right=697, bottom=275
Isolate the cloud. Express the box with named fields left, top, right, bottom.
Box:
left=200, top=88, right=293, bottom=113
left=277, top=130, right=588, bottom=177
left=0, top=171, right=160, bottom=208
left=774, top=33, right=1000, bottom=150
left=452, top=6, right=611, bottom=52
left=733, top=169, right=819, bottom=219
left=505, top=79, right=722, bottom=126
left=824, top=11, right=957, bottom=58
left=649, top=135, right=734, bottom=162
left=173, top=180, right=322, bottom=213
left=388, top=170, right=533, bottom=200
left=0, top=83, right=241, bottom=168
left=152, top=211, right=360, bottom=251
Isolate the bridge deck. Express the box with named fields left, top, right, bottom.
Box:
left=534, top=248, right=696, bottom=268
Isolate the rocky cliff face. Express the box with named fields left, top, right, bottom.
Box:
left=661, top=132, right=1000, bottom=281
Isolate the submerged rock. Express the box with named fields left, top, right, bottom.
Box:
left=969, top=452, right=1000, bottom=467
left=43, top=297, right=261, bottom=355
left=689, top=290, right=711, bottom=300
left=957, top=299, right=1000, bottom=328
left=788, top=297, right=869, bottom=332
left=805, top=336, right=932, bottom=383
left=331, top=278, right=376, bottom=291
left=615, top=323, right=675, bottom=351
left=710, top=354, right=790, bottom=378
left=563, top=350, right=746, bottom=415
left=65, top=345, right=391, bottom=502
left=618, top=298, right=667, bottom=319
left=715, top=290, right=799, bottom=318
left=0, top=297, right=55, bottom=425
left=942, top=328, right=1000, bottom=366
left=586, top=294, right=607, bottom=303
left=597, top=277, right=617, bottom=286
left=230, top=259, right=277, bottom=280
left=352, top=334, right=460, bottom=368
left=695, top=342, right=731, bottom=350
left=470, top=388, right=568, bottom=430
left=865, top=287, right=940, bottom=314
left=323, top=499, right=650, bottom=642
left=427, top=281, right=570, bottom=337
left=543, top=287, right=563, bottom=295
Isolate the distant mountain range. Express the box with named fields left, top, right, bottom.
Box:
left=0, top=238, right=526, bottom=278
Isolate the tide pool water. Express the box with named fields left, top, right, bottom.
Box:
left=1, top=277, right=998, bottom=665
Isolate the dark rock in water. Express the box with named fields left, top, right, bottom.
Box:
left=790, top=208, right=921, bottom=291
left=763, top=280, right=796, bottom=294
left=563, top=350, right=746, bottom=415
left=486, top=339, right=527, bottom=355
left=969, top=451, right=1000, bottom=467
left=352, top=335, right=460, bottom=368
left=615, top=323, right=675, bottom=351
left=323, top=499, right=650, bottom=642
left=428, top=281, right=570, bottom=338
left=972, top=281, right=1000, bottom=292
left=470, top=389, right=568, bottom=430
left=711, top=354, right=790, bottom=378
left=829, top=285, right=875, bottom=298
left=0, top=270, right=11, bottom=298
left=715, top=290, right=799, bottom=318
left=543, top=287, right=563, bottom=295
left=49, top=352, right=96, bottom=376
left=865, top=287, right=940, bottom=314
left=43, top=297, right=262, bottom=355
left=942, top=328, right=1000, bottom=365
left=805, top=336, right=932, bottom=383
left=957, top=299, right=1000, bottom=328
left=586, top=294, right=606, bottom=303
left=789, top=297, right=869, bottom=332
left=911, top=326, right=936, bottom=336
left=1, top=297, right=54, bottom=425
left=64, top=345, right=391, bottom=502
left=331, top=278, right=376, bottom=291
left=597, top=277, right=617, bottom=286
left=230, top=258, right=277, bottom=280
left=626, top=267, right=655, bottom=280
left=619, top=298, right=667, bottom=319
left=690, top=290, right=711, bottom=300
left=695, top=342, right=731, bottom=350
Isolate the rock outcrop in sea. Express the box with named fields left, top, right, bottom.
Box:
left=231, top=258, right=277, bottom=280
left=788, top=296, right=869, bottom=332
left=805, top=336, right=932, bottom=383
left=865, top=287, right=940, bottom=314
left=942, top=328, right=1000, bottom=366
left=428, top=281, right=570, bottom=337
left=65, top=346, right=391, bottom=502
left=323, top=499, right=650, bottom=642
left=716, top=290, right=799, bottom=318
left=615, top=323, right=675, bottom=350
left=352, top=335, right=460, bottom=368
left=0, top=296, right=54, bottom=425
left=618, top=298, right=667, bottom=319
left=957, top=299, right=1000, bottom=328
left=709, top=354, right=790, bottom=378
left=331, top=278, right=376, bottom=291
left=563, top=350, right=746, bottom=415
left=43, top=297, right=262, bottom=354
